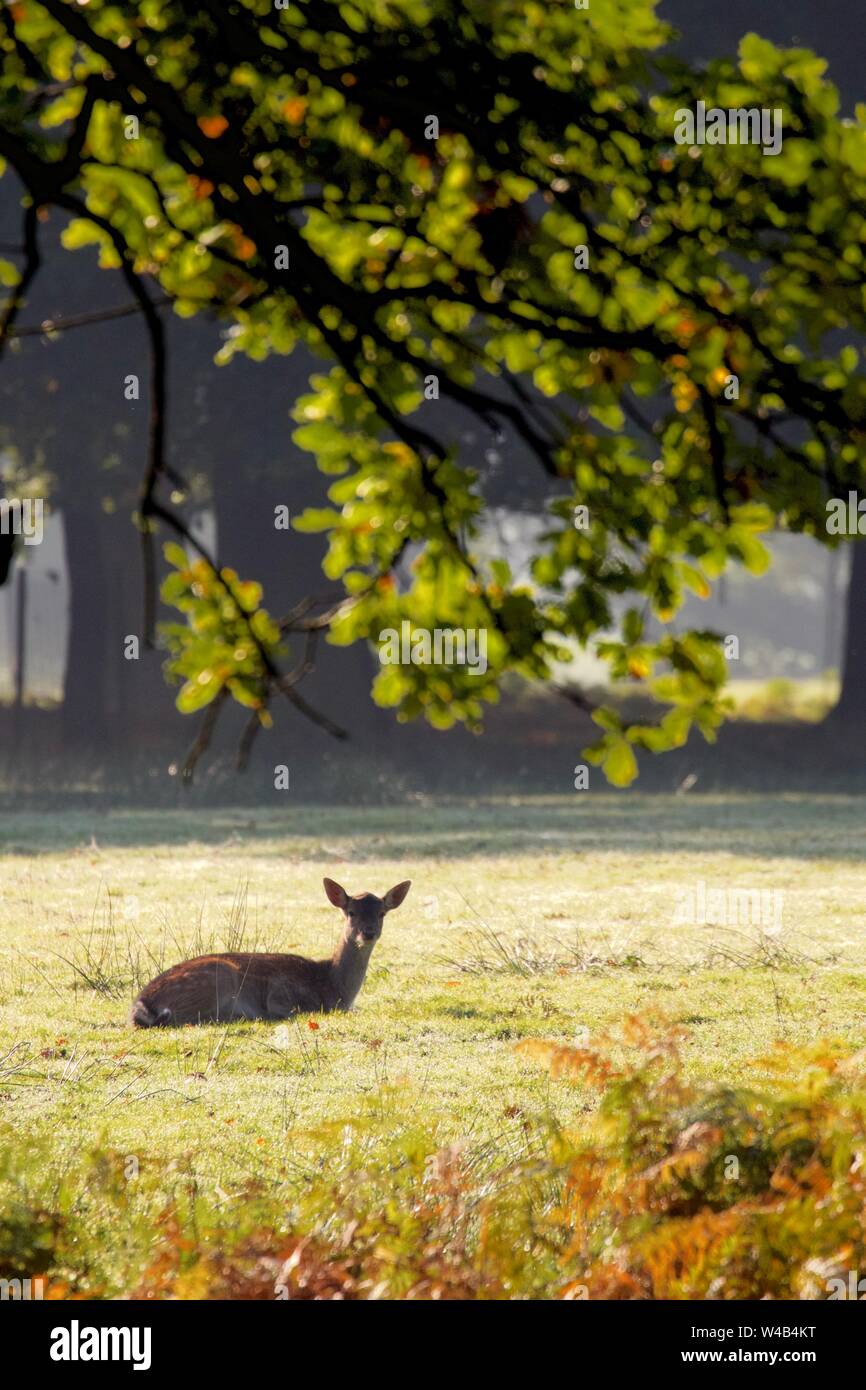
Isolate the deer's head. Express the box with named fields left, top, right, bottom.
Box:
left=323, top=878, right=412, bottom=947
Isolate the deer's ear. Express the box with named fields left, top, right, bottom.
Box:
left=323, top=878, right=349, bottom=909
left=383, top=880, right=412, bottom=912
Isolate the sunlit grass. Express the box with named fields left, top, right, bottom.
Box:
left=0, top=795, right=864, bottom=1294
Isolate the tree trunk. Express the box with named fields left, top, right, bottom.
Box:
left=828, top=541, right=866, bottom=728
left=62, top=502, right=171, bottom=752
left=61, top=503, right=111, bottom=749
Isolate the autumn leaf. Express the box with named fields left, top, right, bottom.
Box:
left=198, top=115, right=229, bottom=139
left=232, top=234, right=257, bottom=261
left=382, top=442, right=414, bottom=465
left=673, top=315, right=698, bottom=343
left=188, top=175, right=214, bottom=201
left=282, top=98, right=307, bottom=123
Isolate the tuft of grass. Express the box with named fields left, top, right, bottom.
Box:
left=697, top=925, right=835, bottom=971
left=56, top=879, right=264, bottom=999
left=441, top=925, right=646, bottom=976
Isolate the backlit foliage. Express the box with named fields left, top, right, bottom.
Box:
left=5, top=1018, right=866, bottom=1298
left=1, top=2, right=865, bottom=775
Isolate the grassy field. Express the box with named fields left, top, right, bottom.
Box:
left=2, top=793, right=865, bottom=1296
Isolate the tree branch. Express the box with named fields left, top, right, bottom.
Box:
left=0, top=204, right=41, bottom=364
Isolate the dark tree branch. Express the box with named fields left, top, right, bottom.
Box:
left=236, top=707, right=264, bottom=773
left=0, top=101, right=349, bottom=752
left=7, top=295, right=173, bottom=337
left=555, top=685, right=599, bottom=716
left=180, top=686, right=229, bottom=783
left=50, top=191, right=168, bottom=646
left=0, top=204, right=41, bottom=364
left=698, top=388, right=730, bottom=524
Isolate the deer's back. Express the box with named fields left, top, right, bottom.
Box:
left=132, top=951, right=331, bottom=1026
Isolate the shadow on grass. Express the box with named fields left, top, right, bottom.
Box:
left=0, top=794, right=863, bottom=862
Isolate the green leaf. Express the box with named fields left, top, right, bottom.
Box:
left=602, top=738, right=639, bottom=788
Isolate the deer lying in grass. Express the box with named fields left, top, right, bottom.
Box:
left=130, top=878, right=411, bottom=1027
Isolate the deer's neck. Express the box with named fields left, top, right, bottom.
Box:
left=329, top=927, right=375, bottom=1008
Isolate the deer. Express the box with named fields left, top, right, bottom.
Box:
left=129, top=878, right=411, bottom=1028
